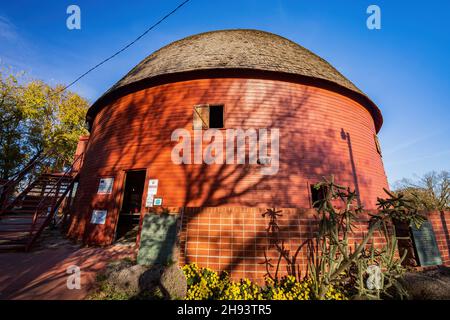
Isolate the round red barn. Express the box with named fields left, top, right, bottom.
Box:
left=68, top=29, right=388, bottom=252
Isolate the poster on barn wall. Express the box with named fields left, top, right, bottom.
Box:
left=145, top=179, right=158, bottom=207
left=97, top=178, right=114, bottom=194
left=90, top=210, right=107, bottom=224
left=153, top=197, right=163, bottom=206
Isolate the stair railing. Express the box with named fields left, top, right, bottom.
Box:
left=55, top=179, right=78, bottom=229
left=26, top=153, right=84, bottom=251
left=0, top=149, right=56, bottom=214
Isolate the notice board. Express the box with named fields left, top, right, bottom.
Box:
left=137, top=213, right=178, bottom=265
left=410, top=221, right=443, bottom=266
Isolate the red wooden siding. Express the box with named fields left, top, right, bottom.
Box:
left=68, top=77, right=389, bottom=245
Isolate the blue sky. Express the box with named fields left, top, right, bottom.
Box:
left=0, top=0, right=449, bottom=185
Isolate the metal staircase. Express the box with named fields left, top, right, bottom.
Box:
left=0, top=153, right=83, bottom=251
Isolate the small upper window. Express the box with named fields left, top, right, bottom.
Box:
left=193, top=104, right=224, bottom=129
left=209, top=105, right=224, bottom=128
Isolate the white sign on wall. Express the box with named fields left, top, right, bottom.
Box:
left=145, top=179, right=159, bottom=207
left=153, top=197, right=163, bottom=206
left=148, top=179, right=158, bottom=188
left=90, top=210, right=107, bottom=224
left=97, top=178, right=114, bottom=194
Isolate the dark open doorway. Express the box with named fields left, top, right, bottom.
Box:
left=115, top=170, right=146, bottom=242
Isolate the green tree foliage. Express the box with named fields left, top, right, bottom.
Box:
left=394, top=171, right=450, bottom=211
left=0, top=69, right=89, bottom=180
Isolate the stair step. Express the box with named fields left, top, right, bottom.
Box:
left=0, top=227, right=32, bottom=232
left=20, top=201, right=43, bottom=205
left=37, top=180, right=72, bottom=184
left=0, top=168, right=77, bottom=251
left=0, top=243, right=26, bottom=250
left=32, top=183, right=71, bottom=187
left=2, top=209, right=38, bottom=214
left=0, top=221, right=46, bottom=227
left=29, top=186, right=70, bottom=190
left=32, top=182, right=70, bottom=185
left=1, top=215, right=46, bottom=220
left=2, top=211, right=46, bottom=215
left=0, top=236, right=28, bottom=242
left=0, top=229, right=31, bottom=234
left=38, top=185, right=71, bottom=188
left=11, top=205, right=48, bottom=209
left=27, top=191, right=69, bottom=195
left=0, top=221, right=36, bottom=226
left=32, top=183, right=68, bottom=187
left=0, top=237, right=28, bottom=244
left=0, top=222, right=33, bottom=229
left=39, top=173, right=71, bottom=177
left=4, top=208, right=50, bottom=213
left=0, top=233, right=29, bottom=240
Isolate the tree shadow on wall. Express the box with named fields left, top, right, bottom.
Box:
left=77, top=78, right=376, bottom=277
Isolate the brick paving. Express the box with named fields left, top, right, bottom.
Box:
left=0, top=242, right=134, bottom=300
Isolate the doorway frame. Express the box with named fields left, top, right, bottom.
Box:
left=113, top=168, right=148, bottom=243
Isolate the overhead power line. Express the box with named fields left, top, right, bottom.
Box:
left=60, top=0, right=192, bottom=93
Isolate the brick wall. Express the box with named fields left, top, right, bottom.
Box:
left=178, top=207, right=388, bottom=283
left=177, top=208, right=450, bottom=283
left=427, top=211, right=450, bottom=265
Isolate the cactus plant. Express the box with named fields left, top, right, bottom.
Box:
left=261, top=176, right=426, bottom=299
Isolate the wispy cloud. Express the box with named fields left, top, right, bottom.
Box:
left=0, top=14, right=36, bottom=73
left=387, top=149, right=450, bottom=167
left=0, top=15, right=18, bottom=41
left=276, top=0, right=287, bottom=21
left=383, top=127, right=450, bottom=156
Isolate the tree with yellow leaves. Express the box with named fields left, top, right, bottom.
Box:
left=0, top=69, right=89, bottom=180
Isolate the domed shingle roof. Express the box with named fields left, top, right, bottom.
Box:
left=89, top=29, right=382, bottom=131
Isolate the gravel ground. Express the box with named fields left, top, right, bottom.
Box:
left=402, top=266, right=450, bottom=299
